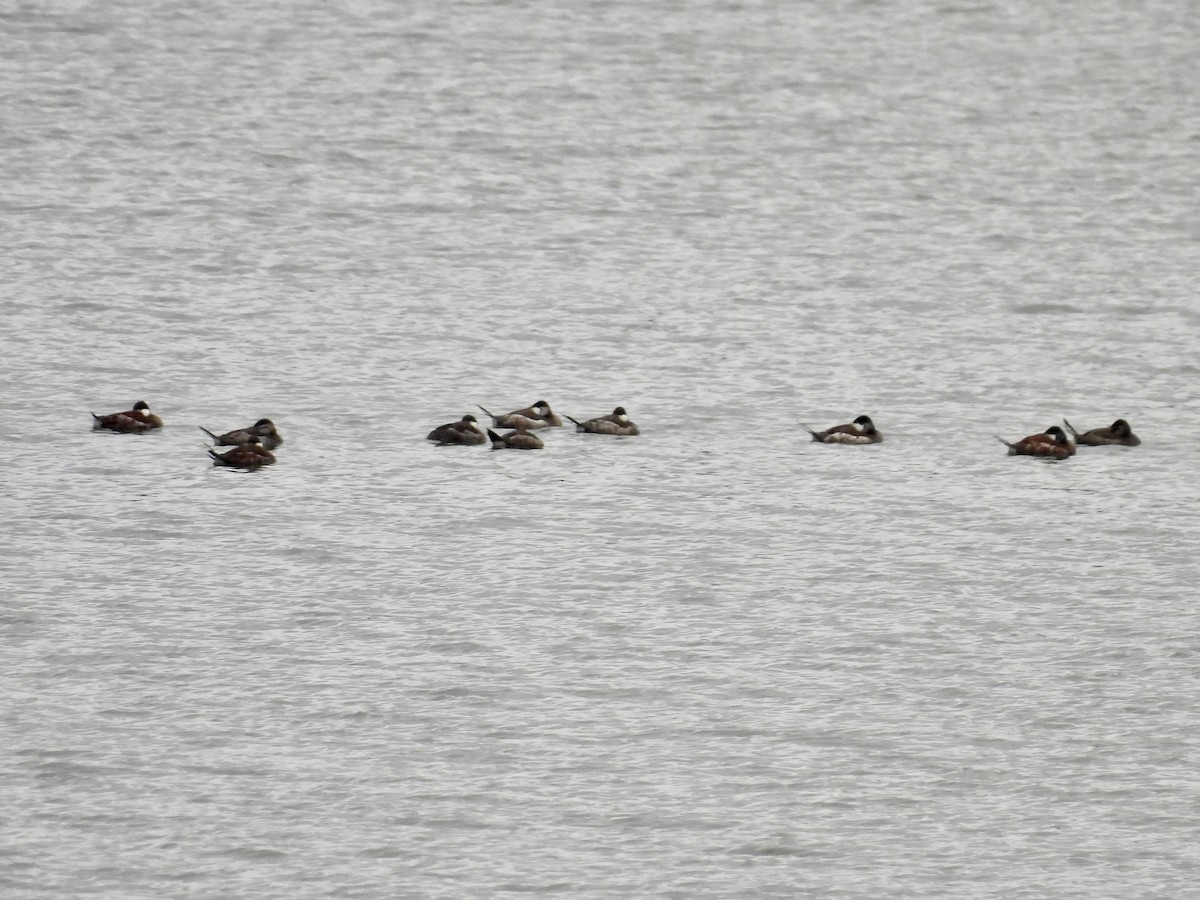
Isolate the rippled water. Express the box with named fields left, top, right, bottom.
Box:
left=3, top=0, right=1200, bottom=896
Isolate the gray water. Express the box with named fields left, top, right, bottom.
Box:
left=3, top=0, right=1200, bottom=897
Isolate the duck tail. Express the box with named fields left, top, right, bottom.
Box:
left=801, top=424, right=820, bottom=440
left=206, top=447, right=224, bottom=464
left=486, top=429, right=506, bottom=448
left=199, top=426, right=221, bottom=442
left=994, top=435, right=1016, bottom=451
left=565, top=415, right=582, bottom=427
left=1062, top=418, right=1081, bottom=438
left=477, top=405, right=495, bottom=420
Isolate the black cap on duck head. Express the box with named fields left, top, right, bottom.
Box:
left=1045, top=425, right=1068, bottom=443
left=613, top=406, right=627, bottom=416
left=462, top=414, right=477, bottom=423
left=254, top=418, right=274, bottom=427
left=533, top=400, right=551, bottom=412
left=1112, top=418, right=1131, bottom=435
left=853, top=415, right=874, bottom=430
left=134, top=401, right=151, bottom=411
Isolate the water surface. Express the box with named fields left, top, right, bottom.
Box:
left=3, top=1, right=1199, bottom=897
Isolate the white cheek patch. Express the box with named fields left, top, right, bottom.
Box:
left=616, top=414, right=628, bottom=422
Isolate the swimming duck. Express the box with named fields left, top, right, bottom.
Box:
left=804, top=414, right=882, bottom=444
left=427, top=414, right=486, bottom=445
left=477, top=400, right=563, bottom=429
left=995, top=425, right=1076, bottom=459
left=200, top=418, right=283, bottom=450
left=207, top=435, right=276, bottom=468
left=1063, top=418, right=1140, bottom=447
left=566, top=406, right=640, bottom=436
left=487, top=423, right=544, bottom=450
left=91, top=400, right=163, bottom=433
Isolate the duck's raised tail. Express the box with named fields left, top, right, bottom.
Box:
left=1061, top=419, right=1081, bottom=438
left=199, top=426, right=221, bottom=442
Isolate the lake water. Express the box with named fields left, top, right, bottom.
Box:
left=3, top=0, right=1199, bottom=896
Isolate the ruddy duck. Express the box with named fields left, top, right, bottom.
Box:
left=486, top=423, right=544, bottom=450
left=1063, top=418, right=1140, bottom=447
left=477, top=400, right=563, bottom=429
left=804, top=414, right=882, bottom=444
left=200, top=418, right=283, bottom=450
left=207, top=435, right=276, bottom=468
left=427, top=414, right=486, bottom=445
left=566, top=406, right=640, bottom=436
left=91, top=400, right=163, bottom=433
left=995, top=425, right=1075, bottom=459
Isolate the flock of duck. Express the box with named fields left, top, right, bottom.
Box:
left=90, top=400, right=1140, bottom=468
left=88, top=398, right=641, bottom=468
left=796, top=413, right=1141, bottom=459
left=427, top=400, right=639, bottom=450
left=91, top=402, right=284, bottom=468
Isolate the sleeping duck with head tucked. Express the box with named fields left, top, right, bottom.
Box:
left=91, top=400, right=163, bottom=433
left=427, top=414, right=486, bottom=445
left=995, top=425, right=1075, bottom=459
left=1062, top=418, right=1140, bottom=446
left=487, top=422, right=544, bottom=450
left=804, top=414, right=881, bottom=444
left=477, top=400, right=562, bottom=430
left=566, top=406, right=639, bottom=436
left=207, top=435, right=276, bottom=469
left=200, top=418, right=283, bottom=450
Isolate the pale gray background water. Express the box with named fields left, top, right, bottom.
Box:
left=2, top=0, right=1199, bottom=897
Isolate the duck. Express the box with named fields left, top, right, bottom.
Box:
left=487, top=423, right=544, bottom=450
left=427, top=414, right=486, bottom=445
left=804, top=414, right=882, bottom=444
left=477, top=399, right=563, bottom=429
left=995, top=425, right=1076, bottom=459
left=200, top=418, right=283, bottom=450
left=91, top=400, right=163, bottom=433
left=1063, top=418, right=1140, bottom=447
left=207, top=435, right=276, bottom=468
left=566, top=406, right=640, bottom=436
